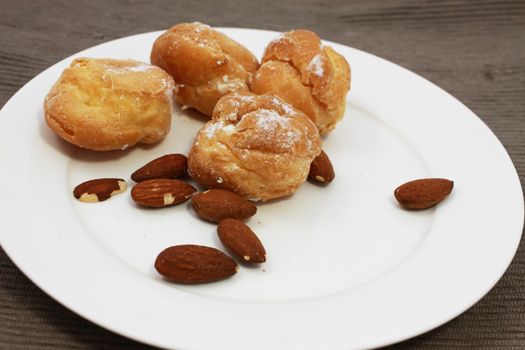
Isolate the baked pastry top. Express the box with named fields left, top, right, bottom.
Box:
left=250, top=30, right=350, bottom=135
left=44, top=58, right=174, bottom=151
left=150, top=22, right=259, bottom=117
left=188, top=92, right=322, bottom=201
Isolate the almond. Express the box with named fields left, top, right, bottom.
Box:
left=394, top=178, right=454, bottom=209
left=131, top=154, right=188, bottom=182
left=308, top=150, right=335, bottom=184
left=191, top=189, right=257, bottom=222
left=155, top=245, right=238, bottom=284
left=73, top=178, right=127, bottom=202
left=218, top=219, right=266, bottom=263
left=131, top=179, right=196, bottom=207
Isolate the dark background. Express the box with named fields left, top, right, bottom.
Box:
left=1, top=0, right=524, bottom=348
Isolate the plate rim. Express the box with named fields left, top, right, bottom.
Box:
left=0, top=27, right=523, bottom=350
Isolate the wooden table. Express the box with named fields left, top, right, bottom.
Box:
left=1, top=1, right=524, bottom=348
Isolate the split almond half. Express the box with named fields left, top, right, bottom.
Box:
left=73, top=178, right=127, bottom=203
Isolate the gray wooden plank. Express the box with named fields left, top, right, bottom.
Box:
left=0, top=0, right=524, bottom=349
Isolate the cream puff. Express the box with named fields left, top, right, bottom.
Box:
left=151, top=22, right=259, bottom=117
left=44, top=58, right=174, bottom=151
left=250, top=30, right=350, bottom=135
left=188, top=92, right=321, bottom=201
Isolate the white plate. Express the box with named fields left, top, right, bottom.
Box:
left=0, top=28, right=523, bottom=350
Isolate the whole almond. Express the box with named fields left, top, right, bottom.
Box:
left=73, top=178, right=127, bottom=202
left=155, top=245, right=238, bottom=284
left=131, top=154, right=188, bottom=182
left=394, top=178, right=454, bottom=209
left=308, top=150, right=335, bottom=184
left=191, top=189, right=257, bottom=222
left=218, top=219, right=266, bottom=263
left=131, top=179, right=196, bottom=207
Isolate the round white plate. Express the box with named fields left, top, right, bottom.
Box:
left=0, top=28, right=523, bottom=350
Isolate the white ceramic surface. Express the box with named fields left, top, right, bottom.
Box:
left=0, top=28, right=523, bottom=350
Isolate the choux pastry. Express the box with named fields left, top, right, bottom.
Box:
left=151, top=22, right=259, bottom=117
left=188, top=92, right=322, bottom=201
left=44, top=58, right=174, bottom=151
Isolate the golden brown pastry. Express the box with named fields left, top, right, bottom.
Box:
left=250, top=30, right=350, bottom=135
left=188, top=92, right=321, bottom=201
left=44, top=58, right=174, bottom=151
left=150, top=22, right=259, bottom=117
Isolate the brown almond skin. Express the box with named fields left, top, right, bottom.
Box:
left=155, top=245, right=238, bottom=284
left=394, top=178, right=454, bottom=209
left=308, top=150, right=335, bottom=184
left=218, top=219, right=266, bottom=263
left=131, top=154, right=188, bottom=182
left=191, top=189, right=257, bottom=222
left=131, top=179, right=196, bottom=207
left=73, top=178, right=127, bottom=202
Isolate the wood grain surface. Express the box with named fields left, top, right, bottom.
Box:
left=1, top=0, right=524, bottom=349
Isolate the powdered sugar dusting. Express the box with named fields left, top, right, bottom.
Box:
left=162, top=78, right=174, bottom=97
left=256, top=109, right=290, bottom=130
left=225, top=111, right=239, bottom=121
left=255, top=109, right=301, bottom=148
left=222, top=124, right=235, bottom=133
left=125, top=64, right=154, bottom=72
left=306, top=136, right=313, bottom=152
left=281, top=103, right=296, bottom=115
left=204, top=94, right=305, bottom=150
left=226, top=93, right=257, bottom=108
left=193, top=22, right=211, bottom=32
left=270, top=97, right=297, bottom=116
left=308, top=54, right=324, bottom=77
left=232, top=93, right=256, bottom=103
left=204, top=120, right=224, bottom=138
left=187, top=22, right=213, bottom=47
left=286, top=130, right=299, bottom=139
left=216, top=76, right=245, bottom=93
left=270, top=32, right=290, bottom=45
left=230, top=99, right=241, bottom=107
left=106, top=63, right=155, bottom=74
